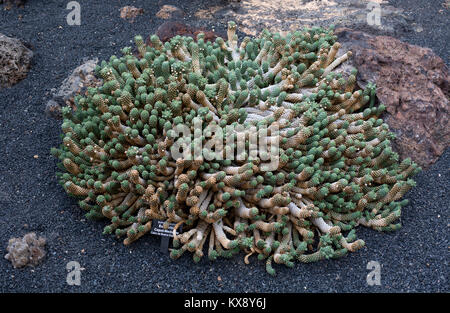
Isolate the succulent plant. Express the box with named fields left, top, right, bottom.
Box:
left=52, top=22, right=420, bottom=274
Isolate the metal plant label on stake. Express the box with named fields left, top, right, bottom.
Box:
left=150, top=219, right=182, bottom=254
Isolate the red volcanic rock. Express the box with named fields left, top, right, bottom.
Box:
left=336, top=28, right=449, bottom=169
left=154, top=21, right=218, bottom=43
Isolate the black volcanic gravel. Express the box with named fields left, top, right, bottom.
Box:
left=388, top=0, right=450, bottom=65
left=0, top=0, right=448, bottom=292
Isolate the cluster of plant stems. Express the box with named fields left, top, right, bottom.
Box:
left=53, top=22, right=419, bottom=274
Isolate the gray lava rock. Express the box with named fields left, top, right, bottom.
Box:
left=5, top=232, right=46, bottom=269
left=0, top=33, right=33, bottom=88
left=336, top=28, right=450, bottom=169
left=45, top=58, right=100, bottom=118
